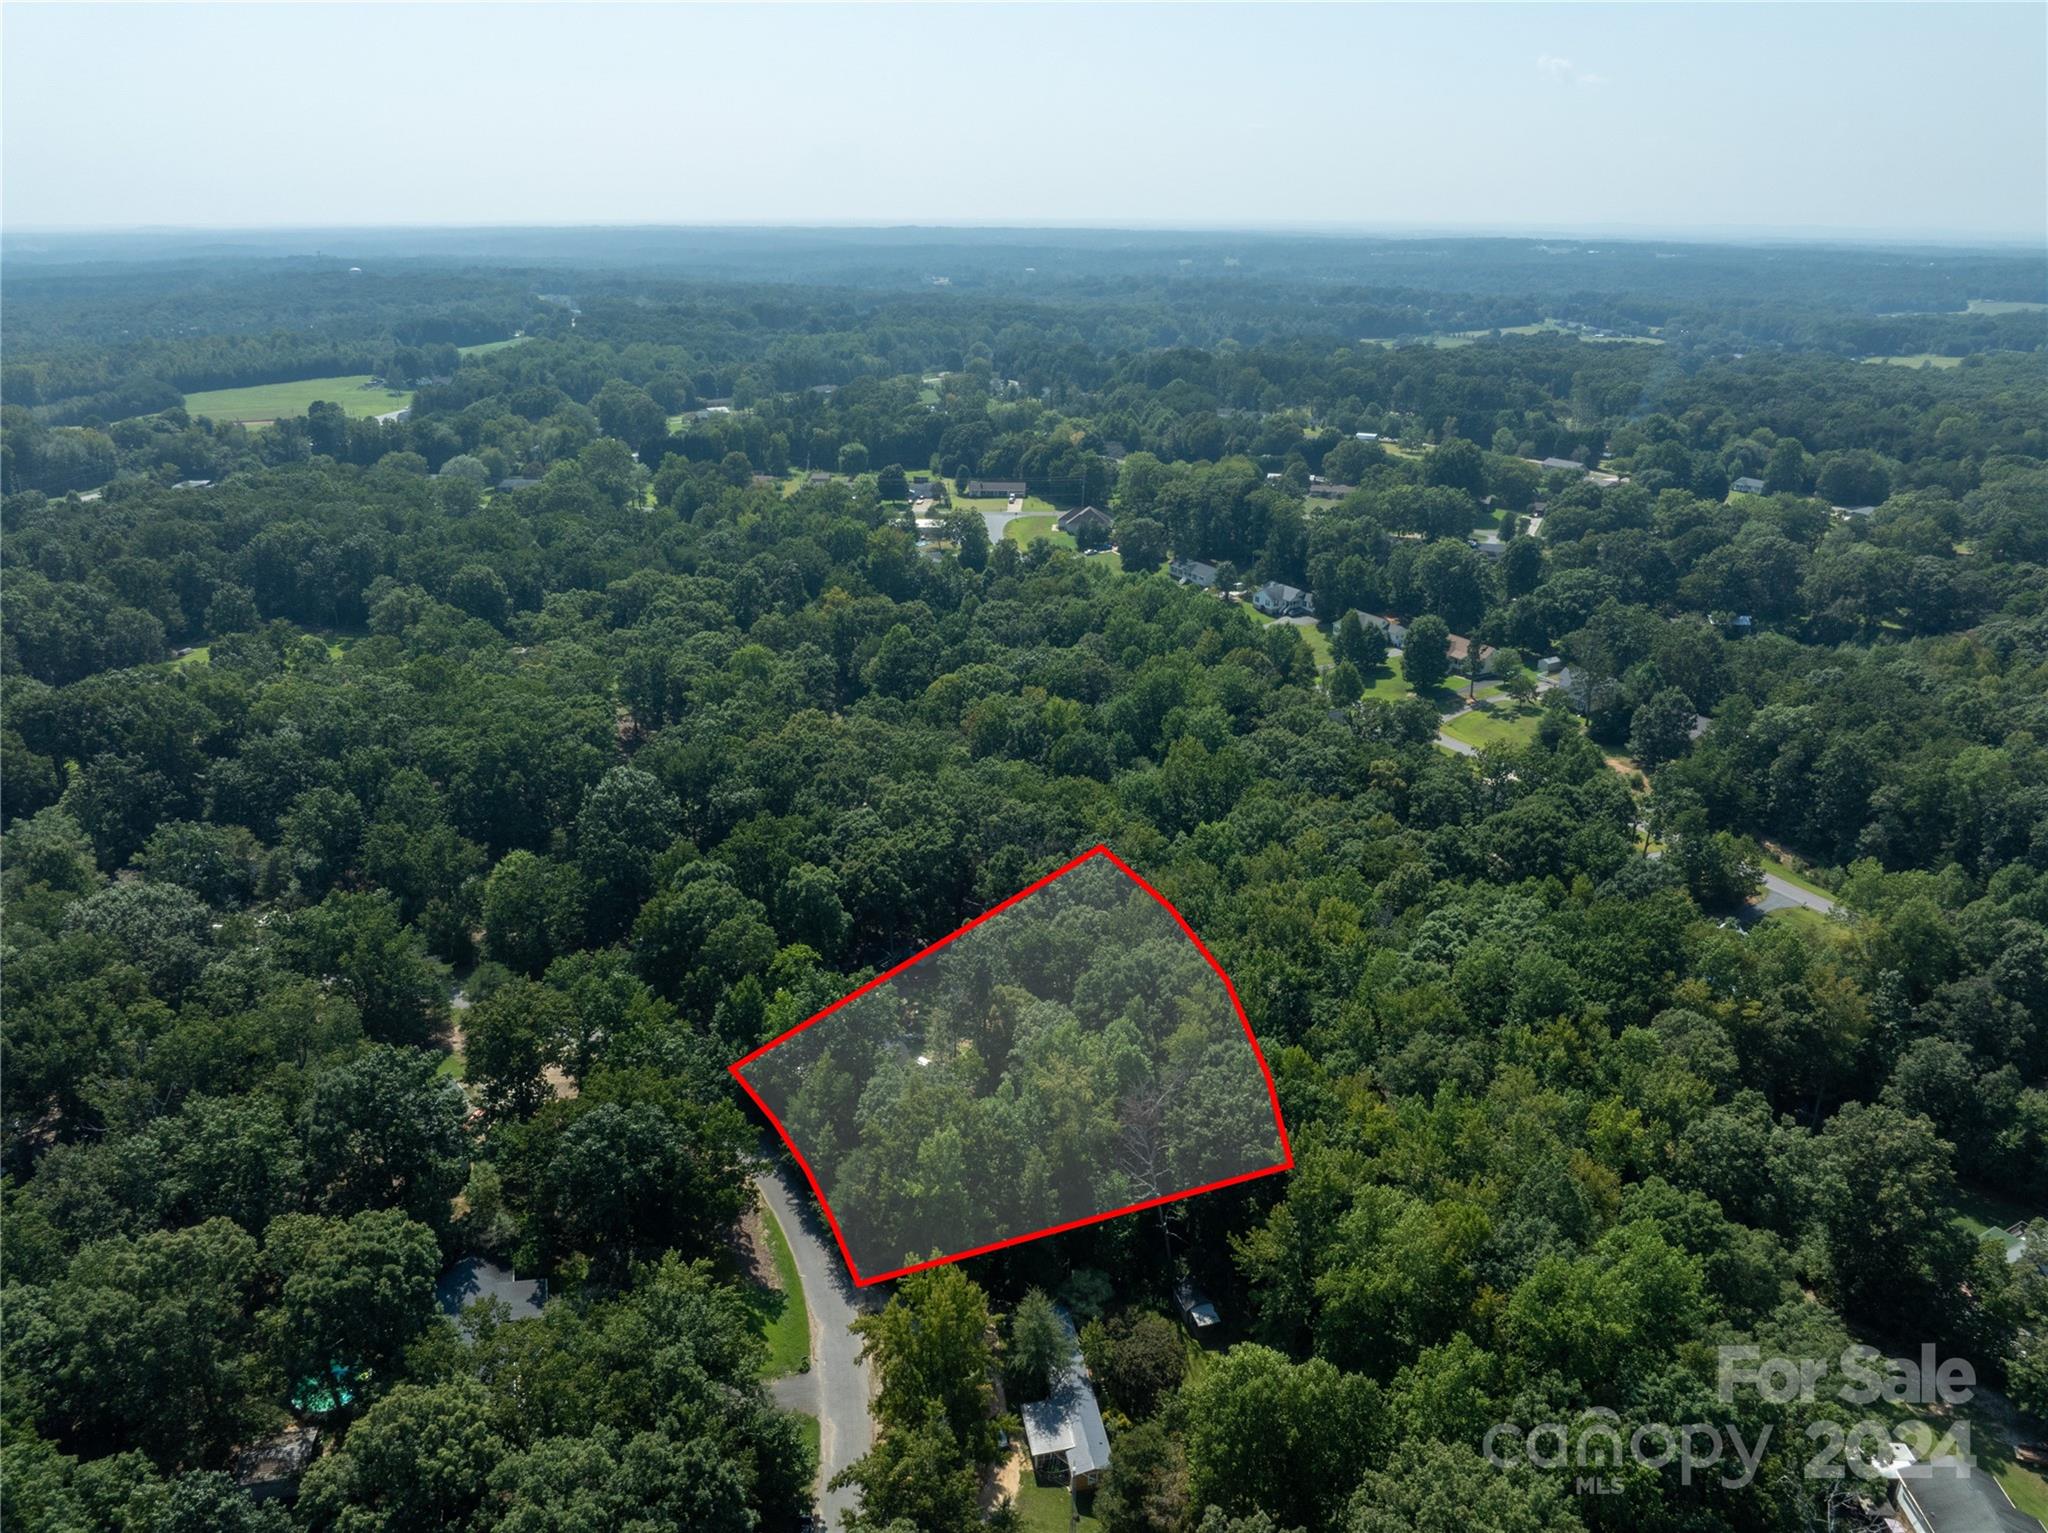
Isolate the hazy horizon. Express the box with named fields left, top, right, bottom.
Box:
left=6, top=3, right=2044, bottom=246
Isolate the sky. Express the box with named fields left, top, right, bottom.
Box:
left=4, top=3, right=2044, bottom=244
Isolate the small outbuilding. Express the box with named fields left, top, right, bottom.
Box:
left=1174, top=1279, right=1221, bottom=1331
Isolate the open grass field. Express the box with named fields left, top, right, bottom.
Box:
left=183, top=375, right=413, bottom=423
left=1966, top=298, right=2048, bottom=315
left=1862, top=353, right=1964, bottom=369
left=1442, top=704, right=1543, bottom=751
left=457, top=337, right=528, bottom=355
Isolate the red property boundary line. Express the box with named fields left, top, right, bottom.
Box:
left=728, top=844, right=1295, bottom=1287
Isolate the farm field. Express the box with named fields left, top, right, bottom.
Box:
left=1862, top=353, right=1964, bottom=369
left=1965, top=298, right=2048, bottom=314
left=182, top=375, right=412, bottom=423
left=457, top=337, right=528, bottom=355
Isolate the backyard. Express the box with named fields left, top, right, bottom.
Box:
left=1013, top=1480, right=1102, bottom=1532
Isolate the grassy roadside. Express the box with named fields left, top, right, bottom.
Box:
left=752, top=1194, right=811, bottom=1379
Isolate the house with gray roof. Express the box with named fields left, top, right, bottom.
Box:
left=1055, top=504, right=1112, bottom=536
left=1021, top=1311, right=1112, bottom=1492
left=1730, top=475, right=1766, bottom=496
left=1253, top=582, right=1315, bottom=618
left=437, top=1256, right=547, bottom=1339
left=1351, top=611, right=1407, bottom=648
left=1171, top=557, right=1221, bottom=589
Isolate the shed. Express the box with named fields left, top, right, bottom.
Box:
left=1174, top=1280, right=1221, bottom=1330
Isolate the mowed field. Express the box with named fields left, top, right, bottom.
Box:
left=1861, top=354, right=1963, bottom=370
left=181, top=375, right=413, bottom=424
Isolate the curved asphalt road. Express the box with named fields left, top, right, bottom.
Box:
left=755, top=1162, right=875, bottom=1531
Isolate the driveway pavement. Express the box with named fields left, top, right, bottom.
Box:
left=979, top=502, right=1027, bottom=542
left=754, top=1161, right=876, bottom=1530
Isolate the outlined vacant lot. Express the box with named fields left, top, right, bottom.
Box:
left=731, top=847, right=1292, bottom=1284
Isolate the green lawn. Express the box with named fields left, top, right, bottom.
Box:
left=967, top=493, right=1060, bottom=521
left=1442, top=705, right=1543, bottom=751
left=794, top=1413, right=821, bottom=1478
left=1862, top=353, right=1963, bottom=369
left=1244, top=607, right=1333, bottom=669
left=457, top=337, right=528, bottom=355
left=1014, top=1481, right=1102, bottom=1532
left=170, top=646, right=211, bottom=670
left=435, top=1050, right=465, bottom=1081
left=1007, top=513, right=1075, bottom=550
left=1356, top=653, right=1470, bottom=707
left=1949, top=1183, right=2039, bottom=1257
left=747, top=1195, right=811, bottom=1380
left=1966, top=298, right=2048, bottom=315
left=1760, top=906, right=1834, bottom=936
left=182, top=375, right=413, bottom=423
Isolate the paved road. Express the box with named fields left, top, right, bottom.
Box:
left=980, top=503, right=1027, bottom=543
left=755, top=1162, right=875, bottom=1531
left=1756, top=870, right=1837, bottom=915
left=1638, top=846, right=1839, bottom=918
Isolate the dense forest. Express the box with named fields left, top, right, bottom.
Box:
left=2, top=230, right=2045, bottom=1533
left=739, top=852, right=1287, bottom=1277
